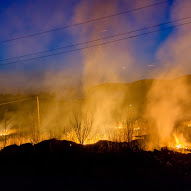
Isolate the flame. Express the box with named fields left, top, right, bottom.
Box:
left=134, top=127, right=140, bottom=131
left=168, top=134, right=190, bottom=151
left=176, top=144, right=182, bottom=149
left=0, top=129, right=16, bottom=137
left=174, top=134, right=186, bottom=149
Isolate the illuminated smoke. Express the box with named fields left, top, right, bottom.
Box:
left=145, top=0, right=191, bottom=149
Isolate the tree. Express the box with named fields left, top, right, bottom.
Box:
left=29, top=112, right=40, bottom=144
left=123, top=121, right=134, bottom=143
left=70, top=110, right=93, bottom=144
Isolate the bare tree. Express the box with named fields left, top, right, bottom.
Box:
left=70, top=110, right=93, bottom=145
left=123, top=122, right=134, bottom=142
left=2, top=110, right=13, bottom=148
left=29, top=113, right=40, bottom=144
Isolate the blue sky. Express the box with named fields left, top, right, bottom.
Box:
left=0, top=0, right=190, bottom=91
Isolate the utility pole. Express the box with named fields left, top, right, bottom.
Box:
left=4, top=112, right=7, bottom=148
left=35, top=96, right=41, bottom=144
left=4, top=116, right=6, bottom=148
left=37, top=96, right=41, bottom=128
left=55, top=98, right=58, bottom=129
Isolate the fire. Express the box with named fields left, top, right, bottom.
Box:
left=0, top=129, right=15, bottom=137
left=134, top=127, right=140, bottom=131
left=176, top=144, right=182, bottom=149
left=174, top=134, right=186, bottom=149
left=168, top=134, right=190, bottom=151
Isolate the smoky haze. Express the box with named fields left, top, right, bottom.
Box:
left=0, top=0, right=191, bottom=149
left=145, top=0, right=191, bottom=149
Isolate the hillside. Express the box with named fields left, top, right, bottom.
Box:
left=87, top=75, right=191, bottom=114
left=1, top=139, right=191, bottom=190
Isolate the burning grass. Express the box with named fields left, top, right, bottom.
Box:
left=0, top=77, right=191, bottom=153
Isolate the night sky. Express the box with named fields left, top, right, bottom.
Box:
left=0, top=0, right=190, bottom=91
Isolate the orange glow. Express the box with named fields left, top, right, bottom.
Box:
left=167, top=134, right=190, bottom=152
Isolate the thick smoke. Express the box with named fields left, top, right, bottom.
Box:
left=1, top=0, right=191, bottom=148
left=145, top=77, right=191, bottom=148
left=70, top=0, right=158, bottom=141
left=72, top=0, right=167, bottom=90
left=145, top=0, right=191, bottom=149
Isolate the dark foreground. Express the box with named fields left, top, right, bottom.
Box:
left=1, top=139, right=191, bottom=191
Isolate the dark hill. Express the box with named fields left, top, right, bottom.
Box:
left=87, top=75, right=191, bottom=114
left=1, top=139, right=191, bottom=190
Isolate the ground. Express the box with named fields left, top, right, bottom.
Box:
left=0, top=139, right=191, bottom=191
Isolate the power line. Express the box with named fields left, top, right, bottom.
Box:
left=0, top=95, right=32, bottom=102
left=0, top=96, right=76, bottom=107
left=0, top=95, right=58, bottom=105
left=39, top=97, right=56, bottom=100
left=0, top=97, right=35, bottom=107
left=1, top=20, right=191, bottom=67
left=0, top=0, right=169, bottom=44
left=1, top=16, right=190, bottom=62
